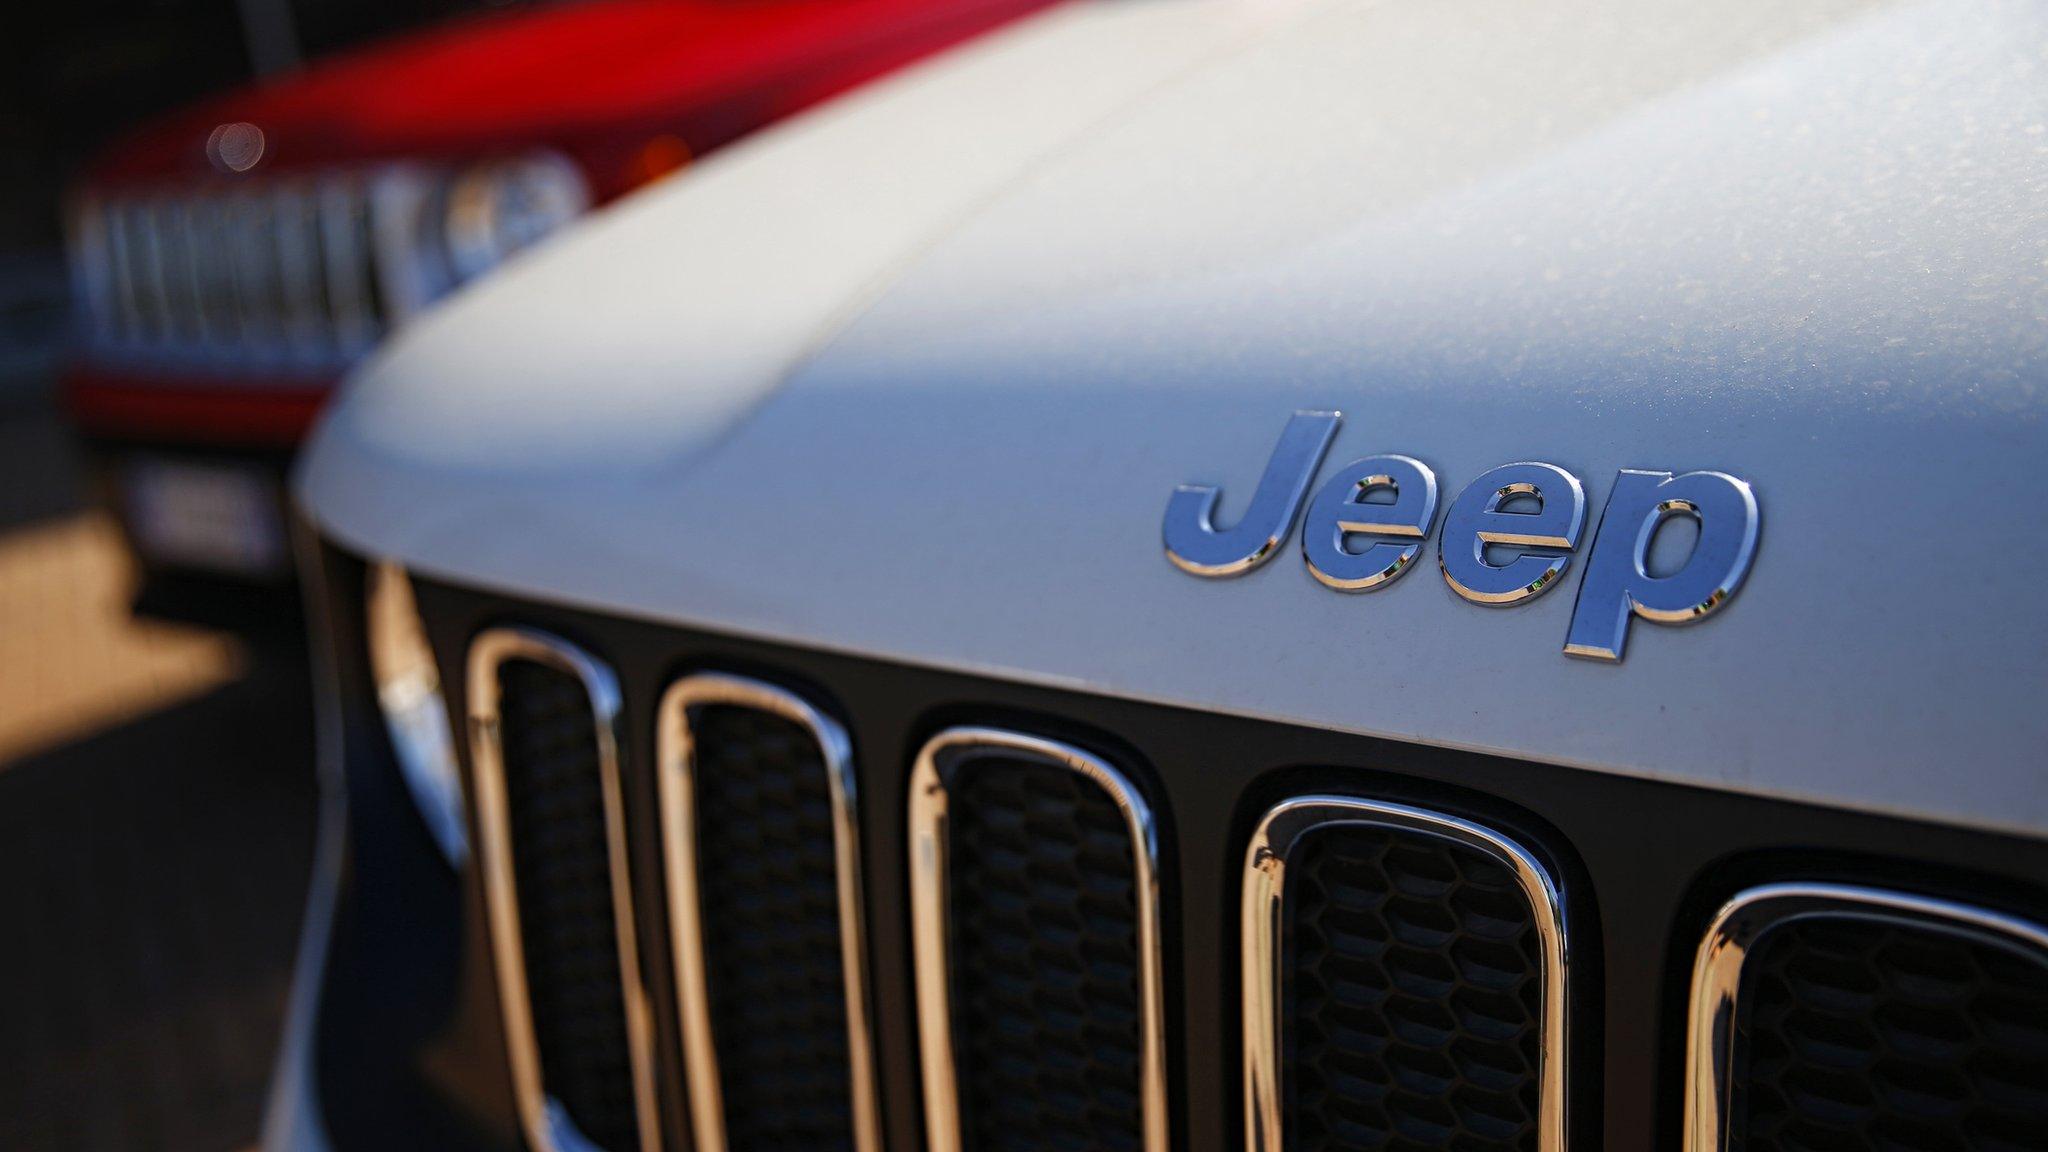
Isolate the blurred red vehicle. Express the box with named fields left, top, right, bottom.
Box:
left=59, top=0, right=1052, bottom=626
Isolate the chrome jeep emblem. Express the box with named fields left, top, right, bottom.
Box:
left=1162, top=410, right=1759, bottom=661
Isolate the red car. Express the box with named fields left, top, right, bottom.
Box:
left=60, top=0, right=1053, bottom=626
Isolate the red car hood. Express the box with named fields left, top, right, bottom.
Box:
left=87, top=0, right=1056, bottom=193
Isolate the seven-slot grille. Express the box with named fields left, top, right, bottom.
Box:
left=1243, top=797, right=1567, bottom=1152
left=468, top=630, right=658, bottom=1152
left=456, top=622, right=2048, bottom=1152
left=1688, top=884, right=2048, bottom=1152
left=658, top=674, right=879, bottom=1152
left=68, top=175, right=411, bottom=373
left=909, top=728, right=1169, bottom=1152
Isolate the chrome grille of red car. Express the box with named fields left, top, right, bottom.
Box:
left=68, top=173, right=421, bottom=376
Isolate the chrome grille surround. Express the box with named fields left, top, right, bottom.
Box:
left=1241, top=795, right=1570, bottom=1152
left=907, top=726, right=1170, bottom=1152
left=655, top=672, right=882, bottom=1152
left=67, top=168, right=441, bottom=378
left=1684, top=882, right=2048, bottom=1152
left=466, top=627, right=661, bottom=1152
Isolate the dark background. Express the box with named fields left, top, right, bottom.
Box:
left=0, top=0, right=502, bottom=247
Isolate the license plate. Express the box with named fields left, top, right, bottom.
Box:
left=125, top=458, right=287, bottom=578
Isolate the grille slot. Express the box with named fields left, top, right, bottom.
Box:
left=657, top=674, right=879, bottom=1152
left=68, top=173, right=421, bottom=375
left=1243, top=797, right=1567, bottom=1152
left=1688, top=884, right=2048, bottom=1152
left=909, top=727, right=1169, bottom=1152
left=468, top=629, right=657, bottom=1152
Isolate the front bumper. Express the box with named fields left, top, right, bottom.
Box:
left=64, top=364, right=331, bottom=449
left=79, top=434, right=301, bottom=631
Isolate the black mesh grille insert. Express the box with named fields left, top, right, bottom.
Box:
left=495, top=658, right=639, bottom=1152
left=1729, top=916, right=2048, bottom=1152
left=1283, top=825, right=1543, bottom=1152
left=945, top=754, right=1144, bottom=1152
left=691, top=704, right=857, bottom=1151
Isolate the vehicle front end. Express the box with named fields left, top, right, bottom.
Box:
left=278, top=0, right=2048, bottom=1149
left=59, top=0, right=1057, bottom=626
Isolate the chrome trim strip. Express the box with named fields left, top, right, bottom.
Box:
left=466, top=627, right=661, bottom=1152
left=227, top=191, right=276, bottom=353
left=274, top=183, right=326, bottom=358
left=194, top=198, right=228, bottom=346
left=369, top=168, right=427, bottom=322
left=656, top=673, right=882, bottom=1152
left=1241, top=795, right=1569, bottom=1152
left=319, top=178, right=376, bottom=354
left=168, top=196, right=200, bottom=338
left=1683, top=881, right=2048, bottom=1152
left=366, top=561, right=467, bottom=867
left=908, top=727, right=1169, bottom=1152
left=104, top=200, right=140, bottom=340
left=112, top=198, right=139, bottom=338
left=134, top=199, right=170, bottom=342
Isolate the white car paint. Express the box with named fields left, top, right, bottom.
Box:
left=301, top=0, right=2048, bottom=839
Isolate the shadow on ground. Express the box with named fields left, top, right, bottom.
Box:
left=0, top=387, right=318, bottom=1150
left=0, top=640, right=316, bottom=1151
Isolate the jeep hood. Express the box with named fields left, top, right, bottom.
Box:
left=300, top=0, right=2048, bottom=836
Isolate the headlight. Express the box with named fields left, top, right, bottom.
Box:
left=367, top=561, right=467, bottom=866
left=441, top=152, right=589, bottom=285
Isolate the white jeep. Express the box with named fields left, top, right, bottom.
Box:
left=276, top=2, right=2048, bottom=1150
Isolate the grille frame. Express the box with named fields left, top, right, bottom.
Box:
left=654, top=672, right=882, bottom=1152
left=1241, top=795, right=1570, bottom=1152
left=465, top=627, right=661, bottom=1152
left=907, top=726, right=1170, bottom=1152
left=66, top=168, right=439, bottom=378
left=1683, top=881, right=2048, bottom=1152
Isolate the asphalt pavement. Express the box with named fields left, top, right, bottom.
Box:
left=0, top=381, right=317, bottom=1151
